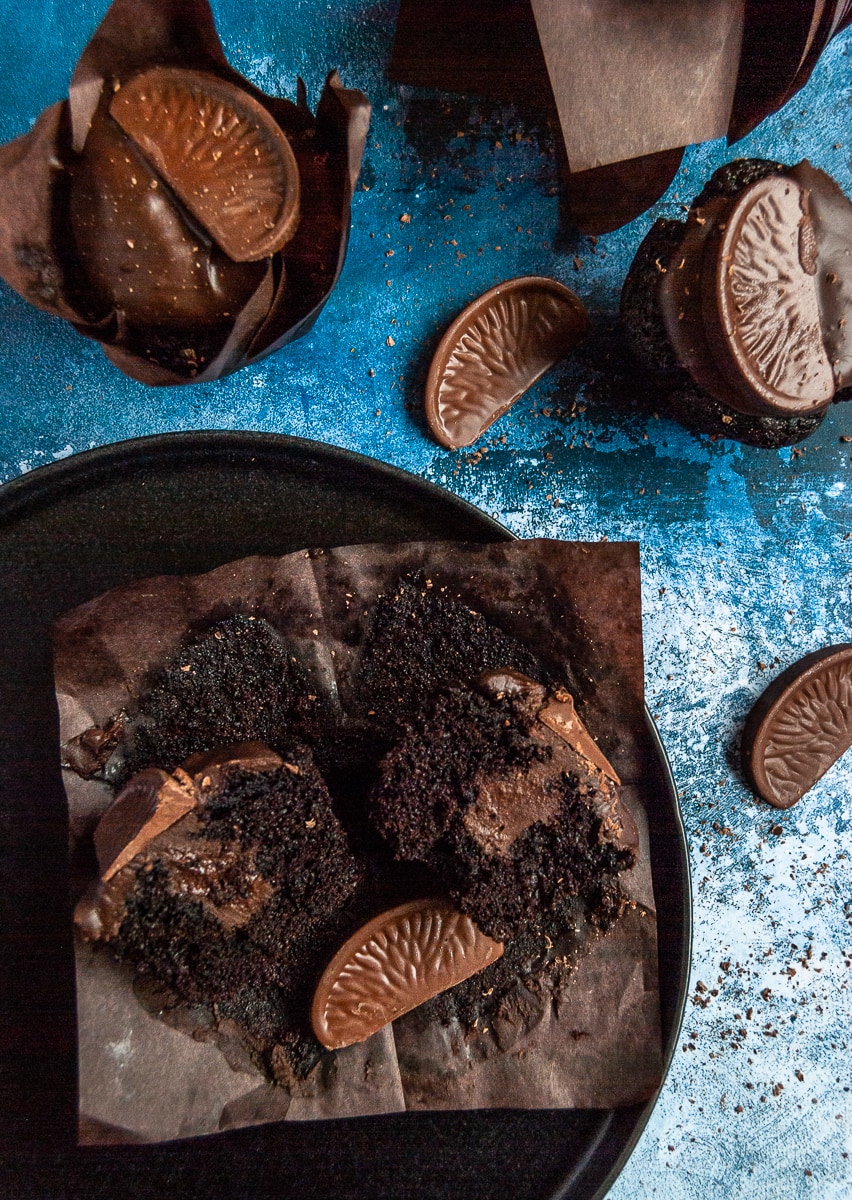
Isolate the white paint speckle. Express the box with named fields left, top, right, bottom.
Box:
left=107, top=1032, right=134, bottom=1069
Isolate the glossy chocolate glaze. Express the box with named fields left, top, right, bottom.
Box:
left=75, top=742, right=284, bottom=941
left=68, top=98, right=268, bottom=351
left=801, top=161, right=852, bottom=391
left=93, top=766, right=196, bottom=881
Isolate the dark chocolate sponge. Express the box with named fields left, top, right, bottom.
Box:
left=620, top=157, right=843, bottom=448
left=351, top=573, right=542, bottom=737
left=368, top=681, right=634, bottom=943
left=312, top=573, right=546, bottom=822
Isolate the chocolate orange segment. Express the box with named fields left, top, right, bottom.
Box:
left=710, top=175, right=834, bottom=415
left=180, top=741, right=284, bottom=787
left=111, top=67, right=300, bottom=262
left=744, top=644, right=852, bottom=808
left=93, top=767, right=196, bottom=881
left=425, top=277, right=589, bottom=449
left=311, top=899, right=503, bottom=1049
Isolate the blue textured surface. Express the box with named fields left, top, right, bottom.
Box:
left=1, top=3, right=851, bottom=1196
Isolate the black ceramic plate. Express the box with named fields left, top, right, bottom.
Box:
left=0, top=431, right=691, bottom=1200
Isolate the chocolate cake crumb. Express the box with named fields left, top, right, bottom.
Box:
left=352, top=573, right=542, bottom=736
left=690, top=157, right=785, bottom=204
left=106, top=748, right=364, bottom=1078
left=120, top=616, right=326, bottom=779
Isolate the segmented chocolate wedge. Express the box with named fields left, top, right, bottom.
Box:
left=743, top=644, right=852, bottom=808
left=425, top=277, right=589, bottom=448
left=709, top=175, right=834, bottom=415
left=111, top=67, right=300, bottom=261
left=93, top=768, right=196, bottom=881
left=311, top=899, right=503, bottom=1049
left=93, top=743, right=284, bottom=880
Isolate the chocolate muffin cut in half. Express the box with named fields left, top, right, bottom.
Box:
left=347, top=573, right=543, bottom=748
left=75, top=741, right=364, bottom=1081
left=368, top=668, right=637, bottom=943
left=620, top=158, right=852, bottom=447
left=320, top=571, right=546, bottom=814
left=115, top=614, right=330, bottom=782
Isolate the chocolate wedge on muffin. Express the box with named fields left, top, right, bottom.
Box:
left=621, top=159, right=852, bottom=447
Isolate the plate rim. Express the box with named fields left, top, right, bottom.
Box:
left=0, top=430, right=510, bottom=534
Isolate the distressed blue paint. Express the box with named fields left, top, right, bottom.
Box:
left=1, top=2, right=851, bottom=1195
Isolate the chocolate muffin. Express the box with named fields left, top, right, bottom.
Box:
left=0, top=0, right=368, bottom=385
left=72, top=580, right=642, bottom=1073
left=75, top=742, right=365, bottom=1080
left=368, top=669, right=637, bottom=942
left=620, top=159, right=852, bottom=447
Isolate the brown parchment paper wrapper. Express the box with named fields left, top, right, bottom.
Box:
left=0, top=0, right=370, bottom=385
left=528, top=0, right=743, bottom=173
left=54, top=538, right=662, bottom=1143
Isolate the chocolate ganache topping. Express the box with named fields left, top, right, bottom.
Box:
left=473, top=669, right=637, bottom=857
left=74, top=742, right=286, bottom=941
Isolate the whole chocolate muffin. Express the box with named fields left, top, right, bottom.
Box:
left=0, top=0, right=368, bottom=385
left=620, top=158, right=852, bottom=447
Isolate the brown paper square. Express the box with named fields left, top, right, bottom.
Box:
left=55, top=539, right=662, bottom=1142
